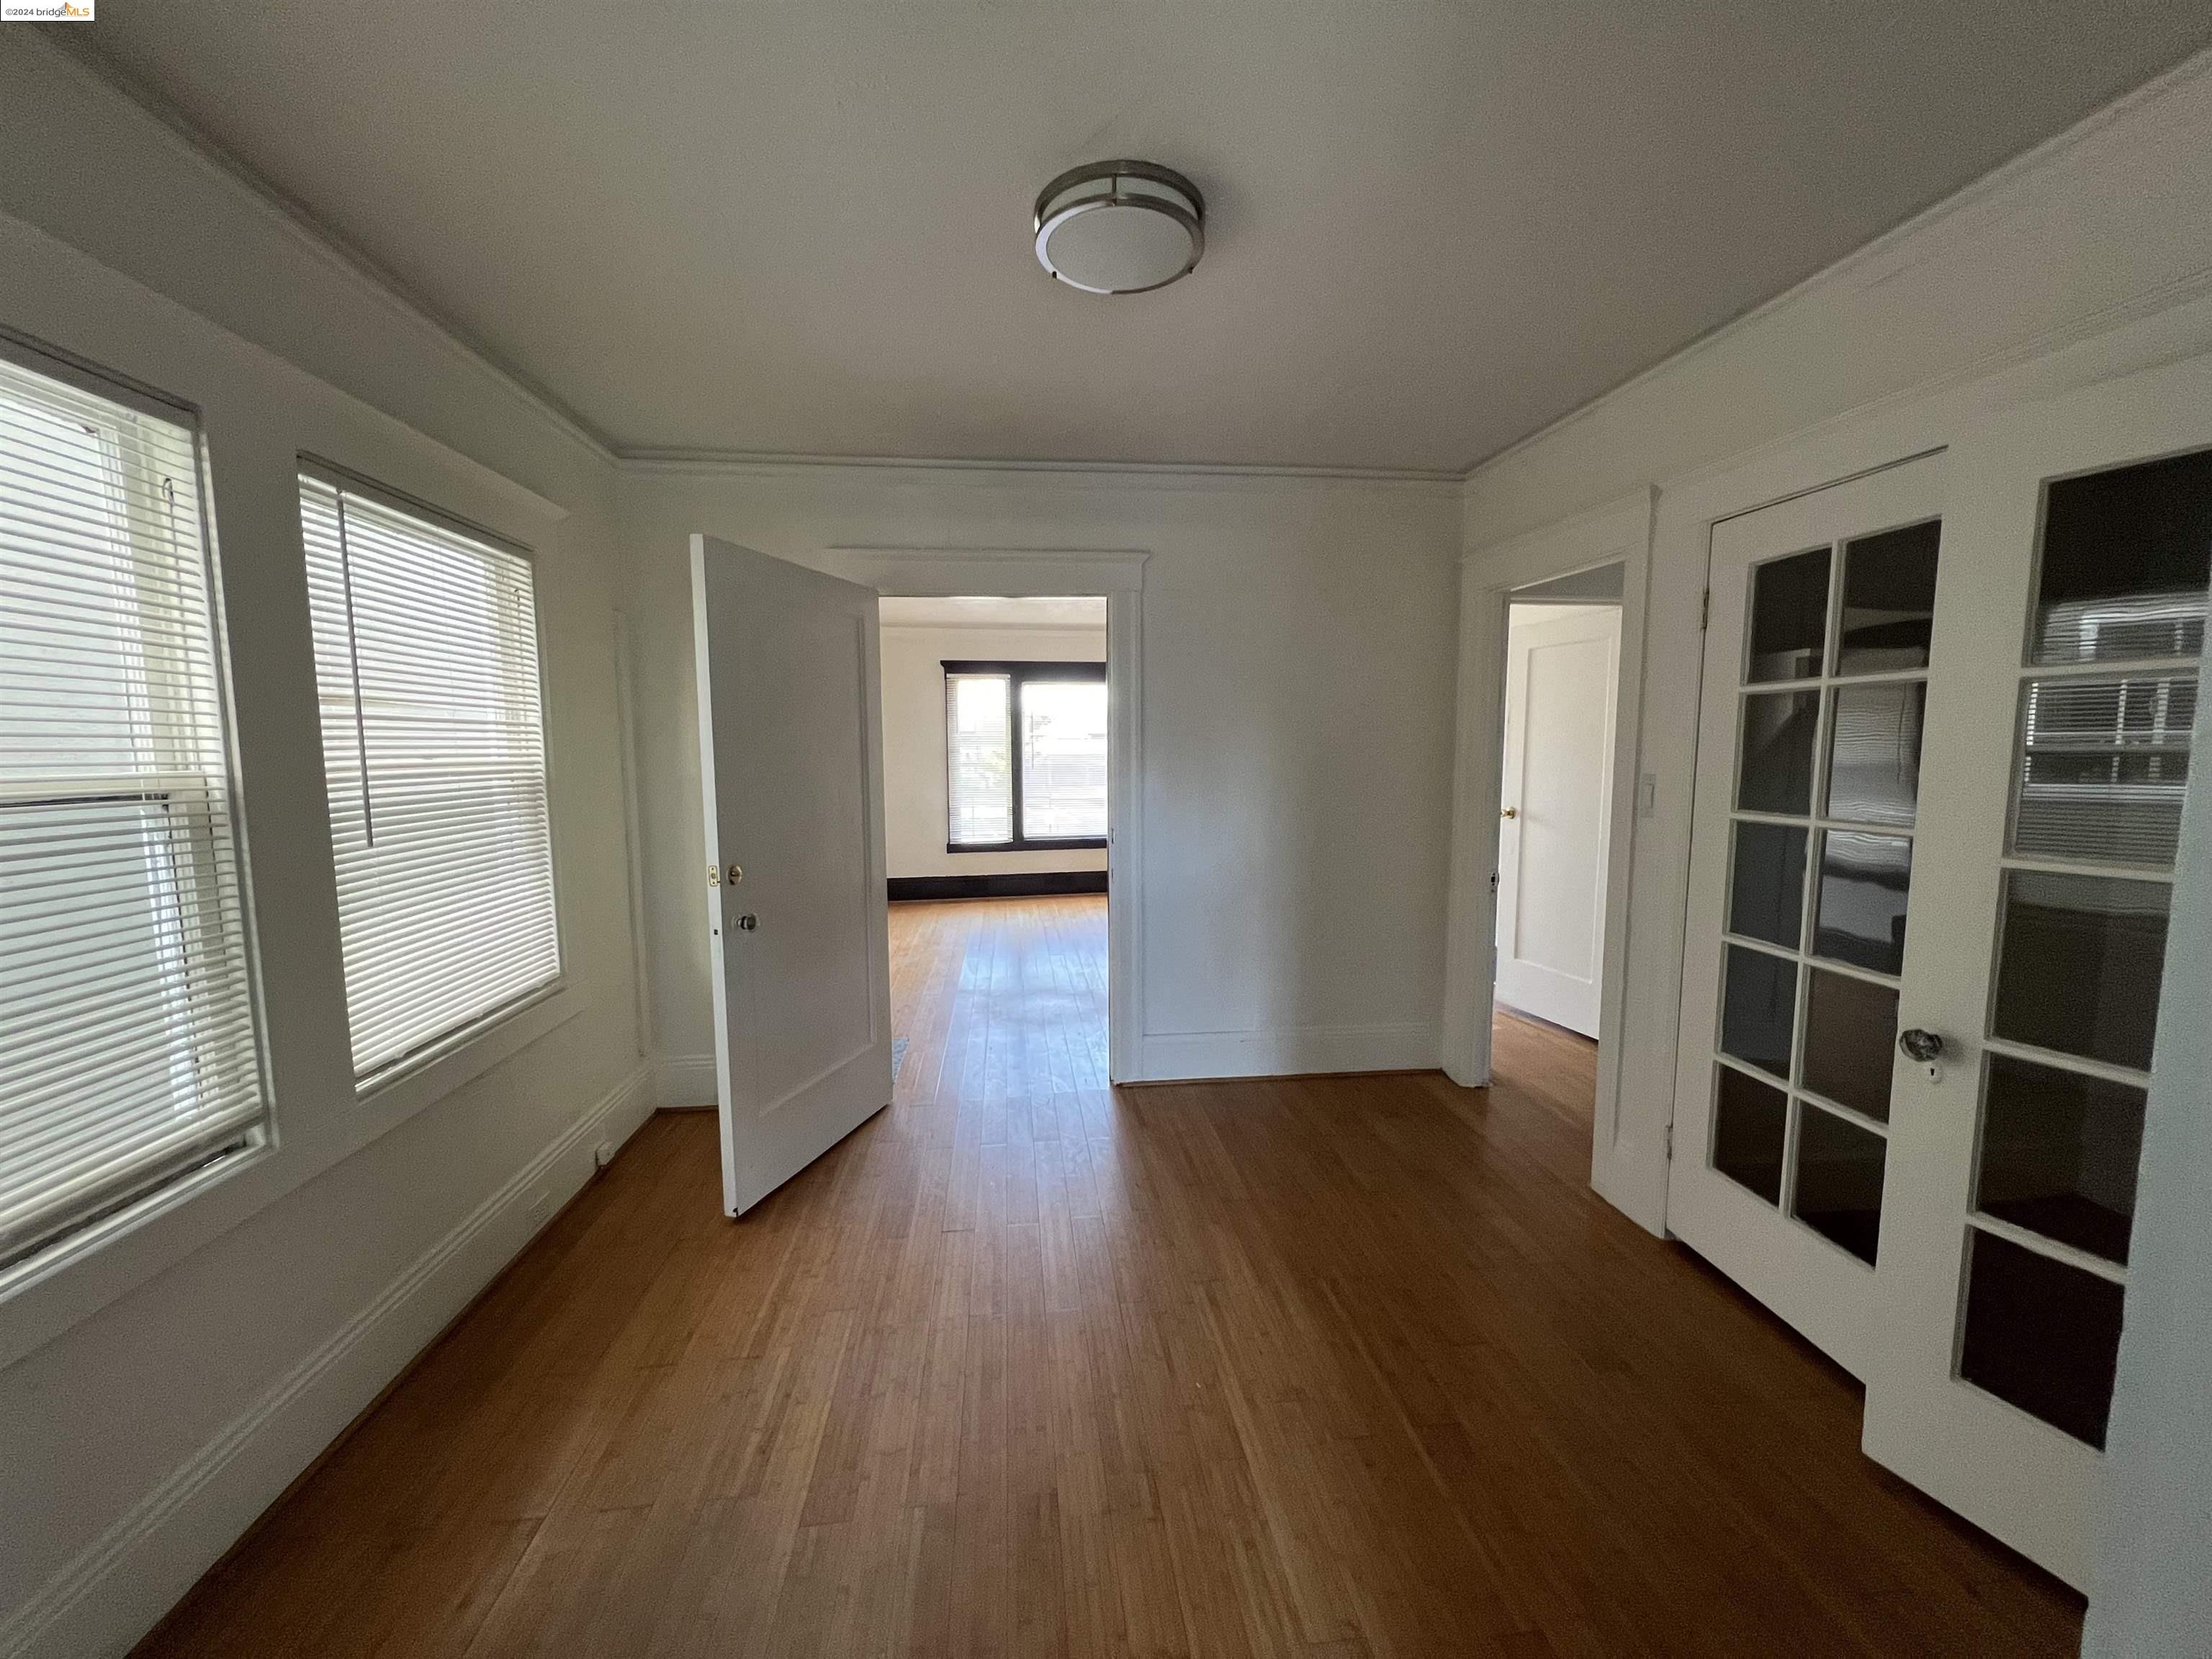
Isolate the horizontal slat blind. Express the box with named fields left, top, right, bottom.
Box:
left=0, top=351, right=266, bottom=1272
left=945, top=673, right=1012, bottom=845
left=300, top=473, right=559, bottom=1080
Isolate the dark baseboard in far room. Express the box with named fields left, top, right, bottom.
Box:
left=888, top=871, right=1108, bottom=902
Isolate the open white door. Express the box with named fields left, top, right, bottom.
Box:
left=691, top=534, right=891, bottom=1216
left=1495, top=605, right=1619, bottom=1036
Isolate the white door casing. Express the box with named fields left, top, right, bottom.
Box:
left=691, top=534, right=892, bottom=1216
left=1496, top=605, right=1620, bottom=1035
left=821, top=546, right=1146, bottom=1083
left=1442, top=490, right=1657, bottom=1229
left=1668, top=453, right=1946, bottom=1382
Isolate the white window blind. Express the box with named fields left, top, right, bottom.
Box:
left=946, top=672, right=1012, bottom=845
left=0, top=347, right=267, bottom=1274
left=300, top=471, right=559, bottom=1082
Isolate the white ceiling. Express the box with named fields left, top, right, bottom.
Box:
left=880, top=595, right=1107, bottom=630
left=83, top=2, right=2212, bottom=475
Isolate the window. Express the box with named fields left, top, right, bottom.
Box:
left=300, top=469, right=559, bottom=1083
left=0, top=345, right=267, bottom=1274
left=943, top=660, right=1107, bottom=850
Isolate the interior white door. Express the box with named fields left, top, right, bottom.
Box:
left=1668, top=454, right=1946, bottom=1381
left=1495, top=604, right=1619, bottom=1036
left=1862, top=349, right=2212, bottom=1587
left=691, top=534, right=892, bottom=1216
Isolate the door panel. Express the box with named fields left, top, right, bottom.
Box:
left=1496, top=606, right=1619, bottom=1035
left=1864, top=351, right=2212, bottom=1588
left=691, top=534, right=892, bottom=1215
left=1668, top=454, right=1946, bottom=1381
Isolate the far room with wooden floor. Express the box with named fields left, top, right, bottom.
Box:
left=4, top=6, right=2212, bottom=1658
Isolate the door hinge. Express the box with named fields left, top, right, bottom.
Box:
left=1489, top=871, right=1499, bottom=896
left=1698, top=588, right=1710, bottom=633
left=1663, top=1122, right=1674, bottom=1160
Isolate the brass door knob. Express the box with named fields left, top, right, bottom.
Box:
left=1501, top=806, right=1518, bottom=819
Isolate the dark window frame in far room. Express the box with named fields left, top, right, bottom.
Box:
left=942, top=659, right=1107, bottom=853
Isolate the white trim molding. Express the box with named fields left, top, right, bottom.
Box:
left=655, top=1051, right=719, bottom=1110
left=1138, top=1022, right=1439, bottom=1083
left=1444, top=488, right=1660, bottom=1229
left=0, top=1064, right=655, bottom=1659
left=821, top=547, right=1149, bottom=1083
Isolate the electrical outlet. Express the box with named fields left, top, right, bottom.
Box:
left=526, top=1189, right=553, bottom=1229
left=593, top=1139, right=616, bottom=1172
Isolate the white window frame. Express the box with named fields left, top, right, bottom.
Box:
left=0, top=331, right=275, bottom=1296
left=297, top=457, right=570, bottom=1099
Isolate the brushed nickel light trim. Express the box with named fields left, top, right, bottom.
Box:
left=1033, top=160, right=1205, bottom=295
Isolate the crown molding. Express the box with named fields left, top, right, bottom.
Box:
left=35, top=30, right=2212, bottom=498
left=616, top=446, right=1465, bottom=489
left=1459, top=42, right=2212, bottom=486
left=33, top=34, right=619, bottom=467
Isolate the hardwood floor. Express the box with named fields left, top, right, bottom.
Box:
left=138, top=894, right=2080, bottom=1657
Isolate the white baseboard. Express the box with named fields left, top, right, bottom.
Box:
left=655, top=1051, right=717, bottom=1110
left=1136, top=1021, right=1439, bottom=1082
left=0, top=1063, right=655, bottom=1659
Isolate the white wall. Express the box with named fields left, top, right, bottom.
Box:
left=1450, top=44, right=2212, bottom=1636
left=1457, top=48, right=2212, bottom=1236
left=621, top=464, right=1462, bottom=1092
left=880, top=620, right=1108, bottom=880
left=0, top=42, right=647, bottom=1659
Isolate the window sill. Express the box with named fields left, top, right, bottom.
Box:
left=354, top=979, right=569, bottom=1120
left=947, top=837, right=1107, bottom=854
left=0, top=981, right=586, bottom=1372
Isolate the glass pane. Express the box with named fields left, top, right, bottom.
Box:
left=1736, top=691, right=1820, bottom=816
left=1959, top=1229, right=2123, bottom=1448
left=1800, top=969, right=1898, bottom=1123
left=1812, top=831, right=1911, bottom=974
left=1976, top=1055, right=2144, bottom=1265
left=1713, top=1066, right=1787, bottom=1205
left=1838, top=519, right=1939, bottom=674
left=1019, top=678, right=1107, bottom=839
left=2013, top=673, right=2195, bottom=868
left=1992, top=870, right=2170, bottom=1073
left=1824, top=680, right=1923, bottom=827
left=945, top=674, right=1012, bottom=845
left=1746, top=547, right=1831, bottom=683
left=2033, top=446, right=2212, bottom=665
left=1720, top=945, right=1797, bottom=1080
left=1728, top=822, right=1806, bottom=950
left=1790, top=1103, right=1885, bottom=1265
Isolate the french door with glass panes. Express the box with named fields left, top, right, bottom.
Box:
left=1669, top=454, right=1945, bottom=1382
left=1861, top=350, right=2211, bottom=1588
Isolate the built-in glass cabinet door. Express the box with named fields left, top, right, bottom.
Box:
left=1865, top=350, right=2212, bottom=1591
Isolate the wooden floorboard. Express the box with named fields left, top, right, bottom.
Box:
left=135, top=894, right=2082, bottom=1657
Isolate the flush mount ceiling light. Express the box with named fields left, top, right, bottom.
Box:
left=1033, top=160, right=1204, bottom=295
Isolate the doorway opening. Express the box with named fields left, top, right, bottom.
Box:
left=1492, top=562, right=1625, bottom=1070
left=877, top=595, right=1110, bottom=1100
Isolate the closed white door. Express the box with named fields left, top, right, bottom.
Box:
left=691, top=534, right=893, bottom=1216
left=1668, top=454, right=1946, bottom=1381
left=1495, top=605, right=1619, bottom=1036
left=1863, top=349, right=2211, bottom=1587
